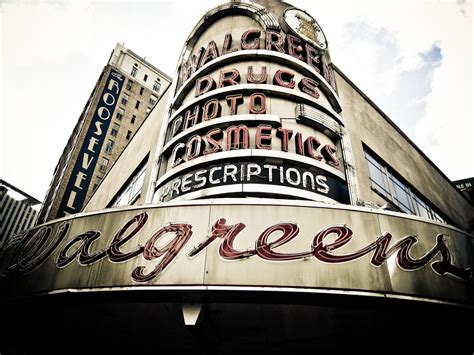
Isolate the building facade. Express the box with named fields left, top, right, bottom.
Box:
left=454, top=177, right=474, bottom=204
left=36, top=43, right=171, bottom=224
left=1, top=1, right=473, bottom=353
left=0, top=180, right=40, bottom=249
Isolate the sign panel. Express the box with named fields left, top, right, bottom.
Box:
left=1, top=203, right=472, bottom=305
left=57, top=70, right=124, bottom=218
left=159, top=161, right=349, bottom=203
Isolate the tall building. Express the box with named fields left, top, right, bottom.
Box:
left=37, top=43, right=171, bottom=224
left=2, top=1, right=473, bottom=353
left=0, top=180, right=40, bottom=249
left=453, top=177, right=474, bottom=206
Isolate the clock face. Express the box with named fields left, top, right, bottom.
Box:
left=283, top=8, right=327, bottom=51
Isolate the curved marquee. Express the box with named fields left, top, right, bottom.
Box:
left=1, top=201, right=472, bottom=306
left=153, top=4, right=348, bottom=205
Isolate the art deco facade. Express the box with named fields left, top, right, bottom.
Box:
left=0, top=180, right=40, bottom=249
left=1, top=1, right=473, bottom=353
left=37, top=43, right=171, bottom=224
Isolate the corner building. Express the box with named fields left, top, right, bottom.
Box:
left=2, top=1, right=473, bottom=353
left=0, top=180, right=41, bottom=250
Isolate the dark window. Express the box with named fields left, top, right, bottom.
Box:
left=116, top=108, right=124, bottom=120
left=121, top=93, right=129, bottom=106
left=153, top=80, right=161, bottom=93
left=110, top=123, right=120, bottom=137
left=364, top=149, right=447, bottom=224
left=149, top=94, right=158, bottom=107
left=126, top=130, right=132, bottom=140
left=126, top=80, right=133, bottom=91
left=135, top=100, right=140, bottom=109
left=144, top=74, right=148, bottom=82
left=139, top=87, right=144, bottom=95
left=105, top=140, right=114, bottom=154
left=93, top=176, right=103, bottom=191
left=131, top=115, right=136, bottom=124
left=98, top=157, right=109, bottom=173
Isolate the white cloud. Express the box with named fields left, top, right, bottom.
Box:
left=295, top=0, right=472, bottom=180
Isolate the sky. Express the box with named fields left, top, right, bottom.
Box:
left=1, top=0, right=472, bottom=201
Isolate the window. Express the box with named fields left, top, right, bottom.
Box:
left=414, top=196, right=430, bottom=219
left=153, top=80, right=161, bottom=93
left=135, top=100, right=140, bottom=109
left=143, top=74, right=148, bottom=82
left=121, top=93, right=129, bottom=106
left=126, top=80, right=134, bottom=91
left=116, top=107, right=124, bottom=120
left=365, top=153, right=390, bottom=198
left=149, top=94, right=158, bottom=107
left=131, top=115, right=136, bottom=124
left=105, top=139, right=115, bottom=154
left=111, top=160, right=147, bottom=207
left=364, top=149, right=447, bottom=224
left=146, top=107, right=151, bottom=116
left=391, top=175, right=413, bottom=214
left=98, top=157, right=109, bottom=173
left=131, top=64, right=138, bottom=77
left=126, top=130, right=132, bottom=140
left=92, top=176, right=103, bottom=191
left=110, top=123, right=120, bottom=137
left=139, top=87, right=144, bottom=95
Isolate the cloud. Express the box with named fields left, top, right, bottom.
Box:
left=382, top=44, right=442, bottom=136
left=296, top=0, right=472, bottom=180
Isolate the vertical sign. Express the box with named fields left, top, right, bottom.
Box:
left=57, top=70, right=124, bottom=218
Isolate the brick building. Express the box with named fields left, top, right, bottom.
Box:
left=37, top=43, right=171, bottom=223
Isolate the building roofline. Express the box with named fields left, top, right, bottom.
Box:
left=125, top=48, right=172, bottom=81
left=332, top=64, right=473, bottom=206
left=0, top=179, right=41, bottom=205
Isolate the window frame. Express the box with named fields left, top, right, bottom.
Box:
left=98, top=157, right=109, bottom=173
left=116, top=107, right=125, bottom=120
left=92, top=176, right=103, bottom=191
left=109, top=158, right=148, bottom=207
left=364, top=149, right=447, bottom=224
left=153, top=80, right=161, bottom=93
left=110, top=123, right=120, bottom=137
left=105, top=139, right=115, bottom=154
left=121, top=93, right=129, bottom=106
left=149, top=94, right=158, bottom=107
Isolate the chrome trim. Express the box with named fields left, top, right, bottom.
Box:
left=296, top=103, right=343, bottom=139
left=340, top=126, right=360, bottom=205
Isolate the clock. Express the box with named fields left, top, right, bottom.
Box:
left=283, top=8, right=328, bottom=51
